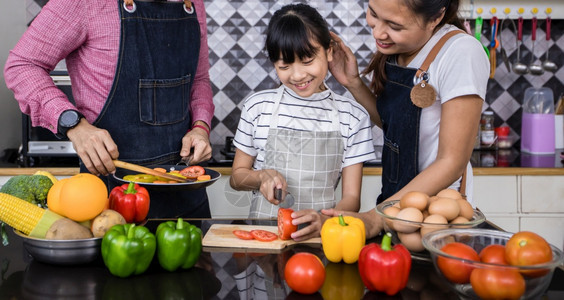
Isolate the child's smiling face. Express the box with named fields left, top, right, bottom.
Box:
left=274, top=42, right=333, bottom=98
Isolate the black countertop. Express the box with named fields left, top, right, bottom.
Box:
left=0, top=219, right=563, bottom=299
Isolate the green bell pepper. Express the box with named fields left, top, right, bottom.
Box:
left=156, top=218, right=202, bottom=272
left=101, top=223, right=156, bottom=278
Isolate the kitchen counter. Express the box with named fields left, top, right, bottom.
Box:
left=0, top=219, right=562, bottom=299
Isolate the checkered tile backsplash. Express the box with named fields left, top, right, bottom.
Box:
left=204, top=0, right=564, bottom=146
left=27, top=0, right=564, bottom=146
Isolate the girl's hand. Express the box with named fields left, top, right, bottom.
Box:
left=289, top=209, right=329, bottom=241
left=328, top=32, right=363, bottom=89
left=258, top=169, right=287, bottom=204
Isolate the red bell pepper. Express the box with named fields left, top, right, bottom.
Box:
left=109, top=182, right=150, bottom=223
left=358, top=232, right=411, bottom=295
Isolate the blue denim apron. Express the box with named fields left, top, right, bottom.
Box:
left=377, top=62, right=421, bottom=204
left=85, top=0, right=210, bottom=218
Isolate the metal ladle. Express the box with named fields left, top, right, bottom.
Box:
left=513, top=17, right=529, bottom=75
left=529, top=16, right=544, bottom=75
left=499, top=17, right=516, bottom=72
left=542, top=16, right=558, bottom=72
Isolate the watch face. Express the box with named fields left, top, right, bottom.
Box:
left=61, top=110, right=80, bottom=127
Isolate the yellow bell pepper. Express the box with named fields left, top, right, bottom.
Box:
left=321, top=215, right=366, bottom=264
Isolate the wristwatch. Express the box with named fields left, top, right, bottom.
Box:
left=57, top=109, right=84, bottom=139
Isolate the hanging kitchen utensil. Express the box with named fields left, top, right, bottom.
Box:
left=474, top=16, right=490, bottom=59
left=499, top=17, right=517, bottom=72
left=489, top=17, right=499, bottom=78
left=528, top=16, right=544, bottom=75
left=275, top=188, right=295, bottom=209
left=513, top=17, right=529, bottom=75
left=542, top=16, right=558, bottom=72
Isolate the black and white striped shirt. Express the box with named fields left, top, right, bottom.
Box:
left=234, top=86, right=376, bottom=171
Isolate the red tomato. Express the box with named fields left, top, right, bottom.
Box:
left=278, top=208, right=297, bottom=240
left=470, top=268, right=526, bottom=300
left=479, top=244, right=508, bottom=265
left=437, top=242, right=480, bottom=284
left=233, top=230, right=254, bottom=240
left=180, top=166, right=205, bottom=179
left=505, top=231, right=553, bottom=277
left=250, top=230, right=278, bottom=242
left=284, top=252, right=326, bottom=294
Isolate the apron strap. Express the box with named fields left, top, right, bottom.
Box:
left=415, top=30, right=466, bottom=80
left=123, top=0, right=194, bottom=14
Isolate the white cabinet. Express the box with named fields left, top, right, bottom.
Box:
left=207, top=174, right=383, bottom=218
left=473, top=174, right=564, bottom=251
left=473, top=176, right=518, bottom=213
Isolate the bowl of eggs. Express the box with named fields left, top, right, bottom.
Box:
left=375, top=189, right=486, bottom=258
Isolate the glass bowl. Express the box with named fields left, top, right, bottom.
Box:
left=422, top=228, right=564, bottom=300
left=375, top=200, right=486, bottom=256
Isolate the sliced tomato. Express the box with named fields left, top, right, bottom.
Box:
left=250, top=229, right=278, bottom=242
left=233, top=230, right=254, bottom=240
left=180, top=166, right=205, bottom=179
left=278, top=208, right=297, bottom=240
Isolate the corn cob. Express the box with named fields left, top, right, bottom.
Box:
left=0, top=192, right=63, bottom=238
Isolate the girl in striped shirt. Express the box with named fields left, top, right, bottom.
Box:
left=230, top=3, right=376, bottom=241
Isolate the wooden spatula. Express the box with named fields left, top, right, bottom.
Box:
left=113, top=160, right=189, bottom=183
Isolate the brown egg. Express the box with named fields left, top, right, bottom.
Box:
left=428, top=195, right=440, bottom=205
left=457, top=199, right=474, bottom=220
left=398, top=231, right=425, bottom=252
left=382, top=205, right=400, bottom=231
left=428, top=197, right=460, bottom=221
left=436, top=188, right=462, bottom=200
left=400, top=191, right=429, bottom=211
left=450, top=216, right=471, bottom=227
left=421, top=214, right=448, bottom=237
left=394, top=207, right=424, bottom=233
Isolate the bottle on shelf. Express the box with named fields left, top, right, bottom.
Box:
left=480, top=111, right=496, bottom=148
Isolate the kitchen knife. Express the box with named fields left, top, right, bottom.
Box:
left=275, top=188, right=295, bottom=208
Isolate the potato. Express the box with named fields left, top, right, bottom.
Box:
left=46, top=218, right=94, bottom=240
left=90, top=209, right=126, bottom=238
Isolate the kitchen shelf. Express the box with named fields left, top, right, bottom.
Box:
left=461, top=0, right=563, bottom=20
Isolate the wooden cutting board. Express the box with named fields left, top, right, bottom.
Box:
left=202, top=224, right=321, bottom=250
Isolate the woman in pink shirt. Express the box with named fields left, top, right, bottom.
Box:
left=4, top=0, right=215, bottom=218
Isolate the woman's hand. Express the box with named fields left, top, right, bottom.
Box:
left=289, top=209, right=329, bottom=241
left=328, top=32, right=363, bottom=89
left=181, top=123, right=212, bottom=164
left=67, top=119, right=119, bottom=176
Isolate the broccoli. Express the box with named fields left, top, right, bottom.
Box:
left=27, top=175, right=54, bottom=207
left=0, top=174, right=53, bottom=208
left=0, top=175, right=35, bottom=204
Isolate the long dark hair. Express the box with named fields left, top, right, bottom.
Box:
left=265, top=3, right=331, bottom=64
left=364, top=0, right=464, bottom=95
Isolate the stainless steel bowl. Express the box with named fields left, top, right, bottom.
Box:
left=14, top=229, right=102, bottom=265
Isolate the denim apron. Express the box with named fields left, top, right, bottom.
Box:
left=250, top=86, right=344, bottom=218
left=85, top=0, right=210, bottom=218
left=377, top=62, right=420, bottom=204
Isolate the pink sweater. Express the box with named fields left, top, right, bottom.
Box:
left=4, top=0, right=214, bottom=134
